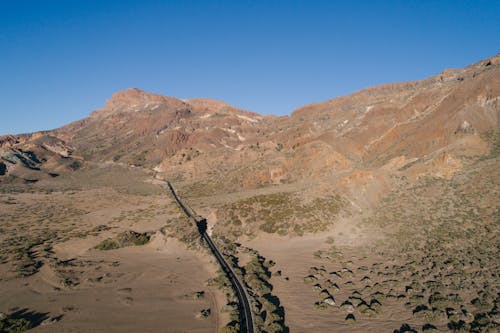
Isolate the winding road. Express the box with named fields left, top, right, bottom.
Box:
left=167, top=181, right=255, bottom=333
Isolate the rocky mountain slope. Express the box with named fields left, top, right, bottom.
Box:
left=1, top=54, right=498, bottom=196
left=0, top=133, right=82, bottom=182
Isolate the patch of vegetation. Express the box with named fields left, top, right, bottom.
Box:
left=208, top=269, right=240, bottom=333
left=216, top=242, right=287, bottom=333
left=94, top=238, right=120, bottom=251
left=0, top=193, right=96, bottom=278
left=197, top=308, right=211, bottom=319
left=481, top=130, right=500, bottom=159
left=217, top=324, right=240, bottom=333
left=313, top=245, right=343, bottom=261
left=192, top=291, right=205, bottom=300
left=0, top=309, right=51, bottom=333
left=95, top=230, right=151, bottom=250
left=90, top=224, right=111, bottom=234
left=0, top=315, right=33, bottom=333
left=345, top=313, right=356, bottom=324
left=351, top=157, right=499, bottom=332
left=218, top=191, right=345, bottom=237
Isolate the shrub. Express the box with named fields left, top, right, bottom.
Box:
left=345, top=314, right=356, bottom=324
left=218, top=324, right=239, bottom=333
left=0, top=315, right=33, bottom=333
left=94, top=238, right=119, bottom=250
left=95, top=231, right=151, bottom=250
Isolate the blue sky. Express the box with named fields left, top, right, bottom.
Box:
left=1, top=0, right=499, bottom=135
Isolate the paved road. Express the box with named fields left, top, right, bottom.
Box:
left=167, top=181, right=254, bottom=333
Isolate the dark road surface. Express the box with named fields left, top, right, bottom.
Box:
left=167, top=181, right=254, bottom=333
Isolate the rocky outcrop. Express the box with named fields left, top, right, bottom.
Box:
left=0, top=133, right=80, bottom=181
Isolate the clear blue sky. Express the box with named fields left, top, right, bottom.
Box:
left=1, top=0, right=499, bottom=135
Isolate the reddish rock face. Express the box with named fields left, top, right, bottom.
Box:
left=2, top=54, right=499, bottom=190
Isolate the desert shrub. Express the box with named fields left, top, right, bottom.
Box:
left=393, top=323, right=417, bottom=333
left=208, top=273, right=231, bottom=290
left=303, top=275, right=318, bottom=283
left=218, top=323, right=239, bottom=333
left=412, top=304, right=430, bottom=317
left=116, top=230, right=150, bottom=246
left=313, top=301, right=329, bottom=310
left=91, top=224, right=111, bottom=233
left=422, top=323, right=439, bottom=332
left=224, top=246, right=287, bottom=333
left=370, top=299, right=382, bottom=310
left=428, top=292, right=450, bottom=309
left=345, top=313, right=356, bottom=324
left=192, top=291, right=205, bottom=300
left=95, top=238, right=119, bottom=250
left=95, top=231, right=151, bottom=250
left=471, top=296, right=492, bottom=311
left=447, top=320, right=470, bottom=332
left=469, top=312, right=497, bottom=332
left=0, top=315, right=33, bottom=333
left=198, top=308, right=211, bottom=318
left=265, top=321, right=285, bottom=333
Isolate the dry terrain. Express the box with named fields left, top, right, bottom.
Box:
left=0, top=169, right=231, bottom=333
left=1, top=54, right=498, bottom=332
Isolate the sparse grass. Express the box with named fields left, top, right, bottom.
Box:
left=217, top=191, right=345, bottom=238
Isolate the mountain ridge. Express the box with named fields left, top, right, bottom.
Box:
left=1, top=53, right=498, bottom=195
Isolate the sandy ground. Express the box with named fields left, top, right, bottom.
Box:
left=244, top=233, right=425, bottom=333
left=1, top=156, right=498, bottom=332
left=0, top=186, right=226, bottom=333
left=2, top=245, right=217, bottom=333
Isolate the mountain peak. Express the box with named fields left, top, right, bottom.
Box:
left=95, top=88, right=187, bottom=116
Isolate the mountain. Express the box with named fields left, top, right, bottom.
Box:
left=1, top=54, right=498, bottom=195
